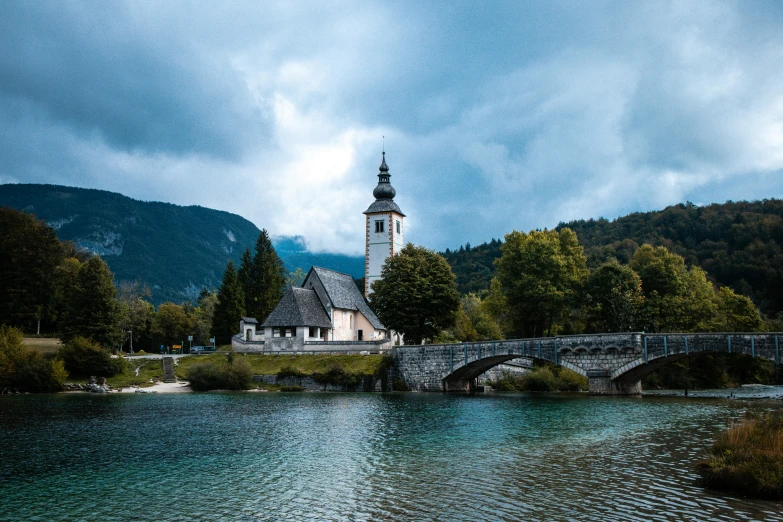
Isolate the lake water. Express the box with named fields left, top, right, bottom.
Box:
left=1, top=391, right=782, bottom=521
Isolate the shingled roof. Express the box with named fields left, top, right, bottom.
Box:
left=308, top=267, right=386, bottom=330
left=364, top=198, right=405, bottom=216
left=261, top=287, right=331, bottom=328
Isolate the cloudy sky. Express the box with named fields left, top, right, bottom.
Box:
left=2, top=1, right=783, bottom=255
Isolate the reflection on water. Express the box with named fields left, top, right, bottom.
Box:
left=1, top=392, right=782, bottom=521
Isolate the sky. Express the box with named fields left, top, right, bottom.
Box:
left=1, top=0, right=783, bottom=255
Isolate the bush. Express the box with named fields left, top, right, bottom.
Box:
left=58, top=337, right=126, bottom=377
left=698, top=414, right=783, bottom=500
left=279, top=385, right=304, bottom=392
left=489, top=365, right=587, bottom=392
left=187, top=362, right=226, bottom=391
left=186, top=356, right=253, bottom=391
left=555, top=368, right=588, bottom=392
left=225, top=357, right=252, bottom=390
left=521, top=367, right=557, bottom=391
left=277, top=365, right=306, bottom=380
left=0, top=326, right=67, bottom=392
left=312, top=365, right=362, bottom=388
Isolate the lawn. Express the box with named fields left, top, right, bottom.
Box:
left=23, top=337, right=61, bottom=354
left=175, top=353, right=388, bottom=380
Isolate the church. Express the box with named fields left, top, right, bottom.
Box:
left=233, top=152, right=405, bottom=352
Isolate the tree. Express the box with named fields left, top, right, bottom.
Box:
left=716, top=287, right=765, bottom=332
left=61, top=256, right=122, bottom=347
left=585, top=260, right=643, bottom=333
left=244, top=230, right=286, bottom=322
left=237, top=248, right=252, bottom=301
left=0, top=207, right=65, bottom=332
left=211, top=261, right=246, bottom=346
left=495, top=228, right=588, bottom=337
left=0, top=325, right=68, bottom=392
left=369, top=244, right=461, bottom=344
left=152, top=302, right=194, bottom=347
left=117, top=281, right=154, bottom=352
left=192, top=289, right=218, bottom=345
left=461, top=293, right=504, bottom=340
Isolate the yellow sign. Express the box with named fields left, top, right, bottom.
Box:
left=173, top=345, right=181, bottom=349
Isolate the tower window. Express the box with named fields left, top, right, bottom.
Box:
left=396, top=220, right=401, bottom=234
left=375, top=220, right=384, bottom=233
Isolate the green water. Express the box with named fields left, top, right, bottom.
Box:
left=1, top=392, right=782, bottom=521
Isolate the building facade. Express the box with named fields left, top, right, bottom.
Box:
left=364, top=152, right=405, bottom=297
left=233, top=266, right=389, bottom=352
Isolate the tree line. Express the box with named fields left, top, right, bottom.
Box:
left=373, top=229, right=768, bottom=346
left=0, top=207, right=289, bottom=351
left=443, top=199, right=783, bottom=324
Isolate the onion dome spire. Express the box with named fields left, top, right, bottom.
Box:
left=373, top=151, right=396, bottom=199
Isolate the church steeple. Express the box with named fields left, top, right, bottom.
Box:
left=364, top=149, right=406, bottom=298
left=373, top=152, right=396, bottom=199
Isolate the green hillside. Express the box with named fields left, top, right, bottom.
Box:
left=0, top=184, right=364, bottom=304
left=442, top=199, right=783, bottom=317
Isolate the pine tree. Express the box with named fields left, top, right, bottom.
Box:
left=212, top=261, right=246, bottom=346
left=61, top=256, right=122, bottom=347
left=237, top=247, right=252, bottom=311
left=246, top=230, right=285, bottom=322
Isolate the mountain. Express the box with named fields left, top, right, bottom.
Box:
left=0, top=184, right=364, bottom=304
left=442, top=199, right=783, bottom=317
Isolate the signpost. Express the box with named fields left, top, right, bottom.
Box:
left=188, top=335, right=193, bottom=353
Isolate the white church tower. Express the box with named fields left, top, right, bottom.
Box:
left=364, top=152, right=405, bottom=297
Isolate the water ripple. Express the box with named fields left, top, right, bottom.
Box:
left=1, top=392, right=782, bottom=521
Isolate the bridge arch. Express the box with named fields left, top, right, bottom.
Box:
left=393, top=333, right=781, bottom=394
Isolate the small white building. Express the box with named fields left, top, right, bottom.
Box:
left=234, top=266, right=389, bottom=352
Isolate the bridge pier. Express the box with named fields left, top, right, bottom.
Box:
left=587, top=370, right=641, bottom=395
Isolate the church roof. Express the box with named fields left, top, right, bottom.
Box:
left=240, top=317, right=258, bottom=324
left=261, top=287, right=332, bottom=328
left=306, top=266, right=386, bottom=330
left=364, top=199, right=405, bottom=215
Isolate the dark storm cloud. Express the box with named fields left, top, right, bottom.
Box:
left=1, top=0, right=783, bottom=254
left=0, top=2, right=268, bottom=159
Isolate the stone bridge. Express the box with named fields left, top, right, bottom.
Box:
left=392, top=332, right=782, bottom=395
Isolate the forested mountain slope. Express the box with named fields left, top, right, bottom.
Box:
left=562, top=200, right=783, bottom=315
left=442, top=200, right=783, bottom=317
left=0, top=184, right=363, bottom=304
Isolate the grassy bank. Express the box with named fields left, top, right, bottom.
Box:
left=175, top=353, right=387, bottom=381
left=698, top=414, right=783, bottom=500
left=23, top=337, right=61, bottom=354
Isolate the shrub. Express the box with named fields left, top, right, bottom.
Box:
left=58, top=337, right=126, bottom=377
left=187, top=361, right=226, bottom=392
left=225, top=357, right=252, bottom=390
left=698, top=414, right=783, bottom=500
left=0, top=326, right=67, bottom=392
left=277, top=365, right=306, bottom=380
left=492, top=372, right=520, bottom=392
left=555, top=368, right=588, bottom=392
left=279, top=385, right=304, bottom=392
left=312, top=365, right=362, bottom=388
left=520, top=367, right=556, bottom=391
left=186, top=357, right=253, bottom=391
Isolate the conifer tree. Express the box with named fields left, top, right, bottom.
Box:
left=237, top=247, right=252, bottom=310
left=212, top=261, right=246, bottom=346
left=61, top=256, right=122, bottom=347
left=246, top=229, right=286, bottom=322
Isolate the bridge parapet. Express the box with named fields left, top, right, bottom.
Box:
left=393, top=332, right=781, bottom=394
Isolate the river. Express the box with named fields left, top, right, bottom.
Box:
left=1, top=391, right=782, bottom=521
